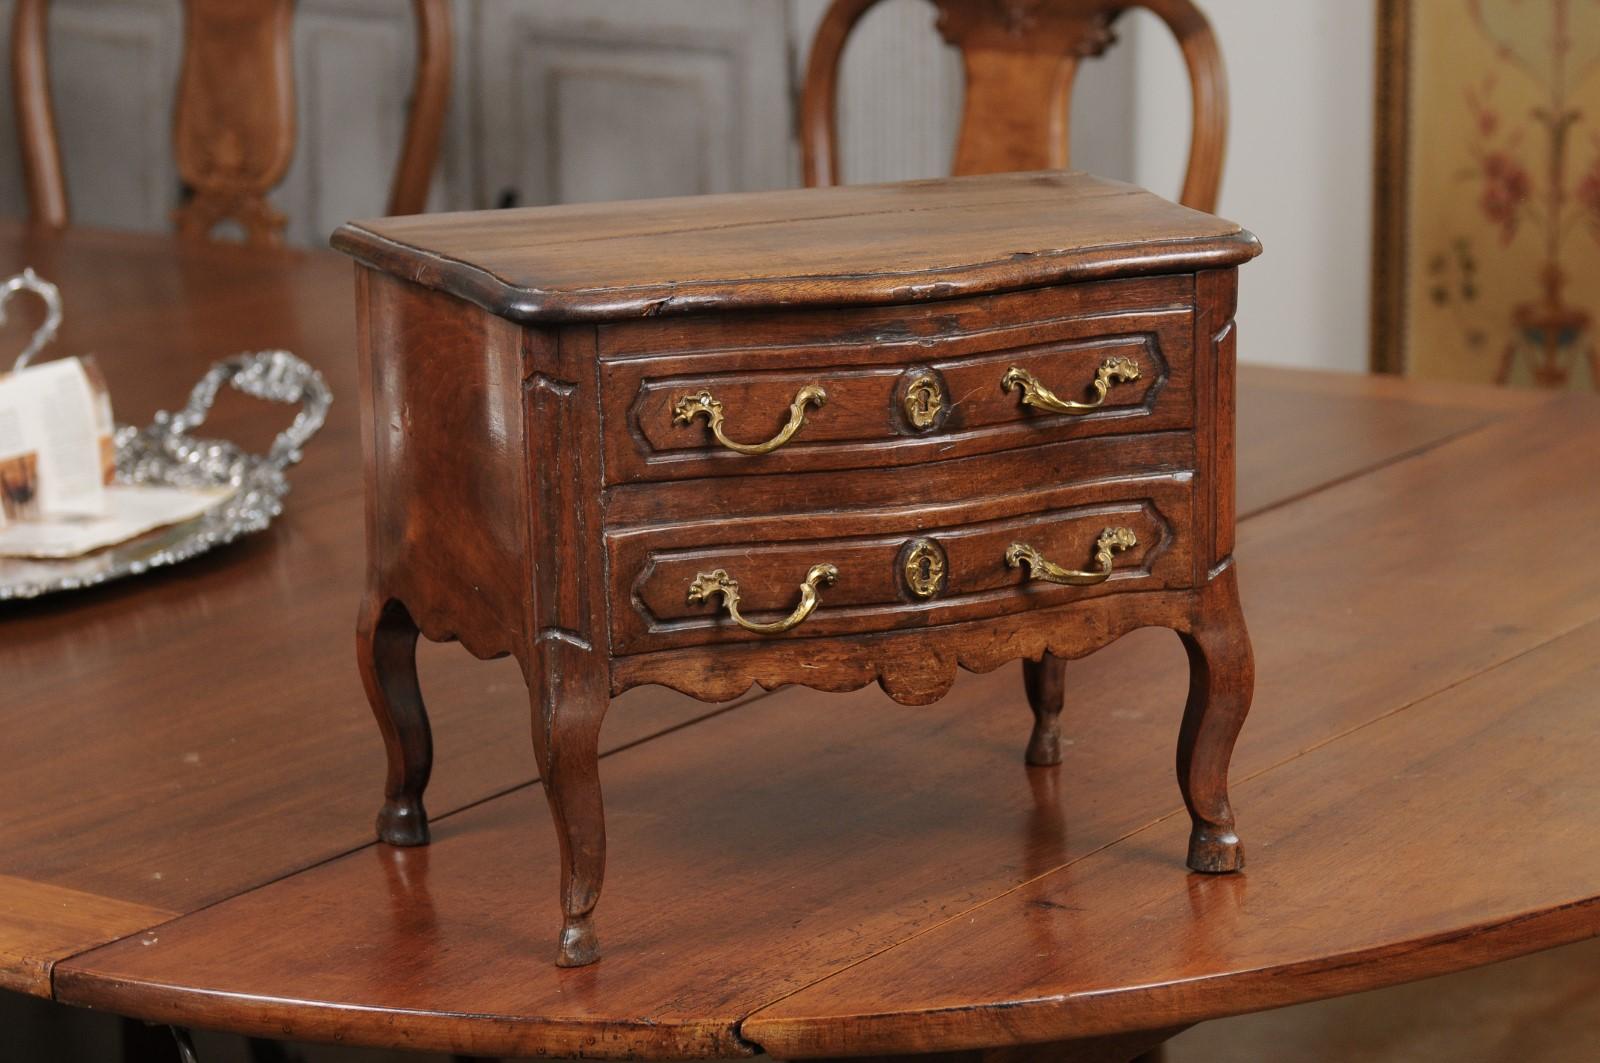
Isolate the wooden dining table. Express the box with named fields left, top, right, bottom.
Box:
left=1, top=220, right=1597, bottom=1062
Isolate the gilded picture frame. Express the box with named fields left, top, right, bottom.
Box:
left=1371, top=0, right=1411, bottom=376
left=1372, top=0, right=1600, bottom=389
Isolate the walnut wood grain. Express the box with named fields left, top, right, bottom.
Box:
left=356, top=270, right=532, bottom=667
left=1196, top=268, right=1235, bottom=567
left=9, top=0, right=450, bottom=240
left=801, top=0, right=1226, bottom=212
left=595, top=274, right=1189, bottom=359
left=1231, top=364, right=1546, bottom=520
left=604, top=428, right=1194, bottom=529
left=50, top=393, right=1600, bottom=1057
left=0, top=876, right=174, bottom=996
left=332, top=171, right=1259, bottom=323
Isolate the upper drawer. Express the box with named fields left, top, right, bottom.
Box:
left=599, top=277, right=1194, bottom=484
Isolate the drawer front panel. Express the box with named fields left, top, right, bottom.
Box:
left=605, top=429, right=1193, bottom=528
left=607, top=475, right=1193, bottom=654
left=600, top=279, right=1194, bottom=484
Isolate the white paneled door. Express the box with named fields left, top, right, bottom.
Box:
left=475, top=0, right=793, bottom=207
left=280, top=0, right=436, bottom=246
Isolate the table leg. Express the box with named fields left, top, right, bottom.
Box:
left=357, top=593, right=433, bottom=847
left=1177, top=565, right=1253, bottom=873
left=244, top=1036, right=292, bottom=1062
left=1022, top=653, right=1067, bottom=766
left=118, top=1018, right=181, bottom=1062
left=528, top=655, right=610, bottom=967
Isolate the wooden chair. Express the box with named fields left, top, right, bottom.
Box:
left=10, top=0, right=452, bottom=245
left=801, top=0, right=1227, bottom=212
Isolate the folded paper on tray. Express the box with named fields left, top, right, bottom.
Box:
left=0, top=355, right=230, bottom=559
left=0, top=356, right=114, bottom=527
left=0, top=483, right=234, bottom=559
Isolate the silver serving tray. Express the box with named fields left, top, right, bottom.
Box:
left=0, top=270, right=331, bottom=601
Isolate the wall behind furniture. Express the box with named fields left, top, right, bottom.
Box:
left=0, top=0, right=1367, bottom=371
left=1127, top=0, right=1378, bottom=373
left=0, top=0, right=1131, bottom=224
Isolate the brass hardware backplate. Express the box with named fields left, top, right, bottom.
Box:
left=899, top=537, right=948, bottom=599
left=895, top=367, right=949, bottom=432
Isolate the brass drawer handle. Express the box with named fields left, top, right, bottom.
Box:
left=1007, top=527, right=1139, bottom=586
left=687, top=563, right=838, bottom=634
left=1002, top=356, right=1140, bottom=414
left=673, top=384, right=827, bottom=455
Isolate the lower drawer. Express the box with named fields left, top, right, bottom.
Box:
left=606, top=475, right=1193, bottom=654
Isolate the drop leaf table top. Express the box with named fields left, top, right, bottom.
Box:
left=0, top=221, right=1594, bottom=1061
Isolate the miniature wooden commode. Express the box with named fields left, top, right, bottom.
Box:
left=334, top=171, right=1261, bottom=967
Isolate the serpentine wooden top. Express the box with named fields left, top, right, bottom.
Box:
left=331, top=171, right=1261, bottom=323
left=2, top=223, right=1594, bottom=1060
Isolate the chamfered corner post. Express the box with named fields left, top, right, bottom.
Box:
left=1178, top=261, right=1252, bottom=873
left=523, top=324, right=614, bottom=967
left=1176, top=564, right=1253, bottom=873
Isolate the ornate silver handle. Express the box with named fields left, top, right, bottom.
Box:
left=118, top=350, right=333, bottom=487
left=167, top=351, right=332, bottom=474
left=0, top=270, right=330, bottom=483
left=1, top=269, right=64, bottom=369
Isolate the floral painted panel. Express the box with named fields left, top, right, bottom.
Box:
left=1381, top=0, right=1600, bottom=388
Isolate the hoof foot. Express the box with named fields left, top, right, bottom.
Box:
left=377, top=798, right=430, bottom=847
left=556, top=914, right=601, bottom=967
left=1025, top=725, right=1062, bottom=766
left=1187, top=825, right=1243, bottom=873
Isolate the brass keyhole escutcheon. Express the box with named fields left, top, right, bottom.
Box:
left=900, top=538, right=947, bottom=599
left=897, top=368, right=948, bottom=432
left=905, top=377, right=943, bottom=429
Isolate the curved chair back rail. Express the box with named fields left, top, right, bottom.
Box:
left=801, top=0, right=1226, bottom=212
left=10, top=0, right=452, bottom=243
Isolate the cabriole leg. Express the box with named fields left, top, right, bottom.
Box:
left=1177, top=566, right=1254, bottom=872
left=1022, top=653, right=1067, bottom=766
left=357, top=593, right=432, bottom=847
left=528, top=656, right=610, bottom=967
